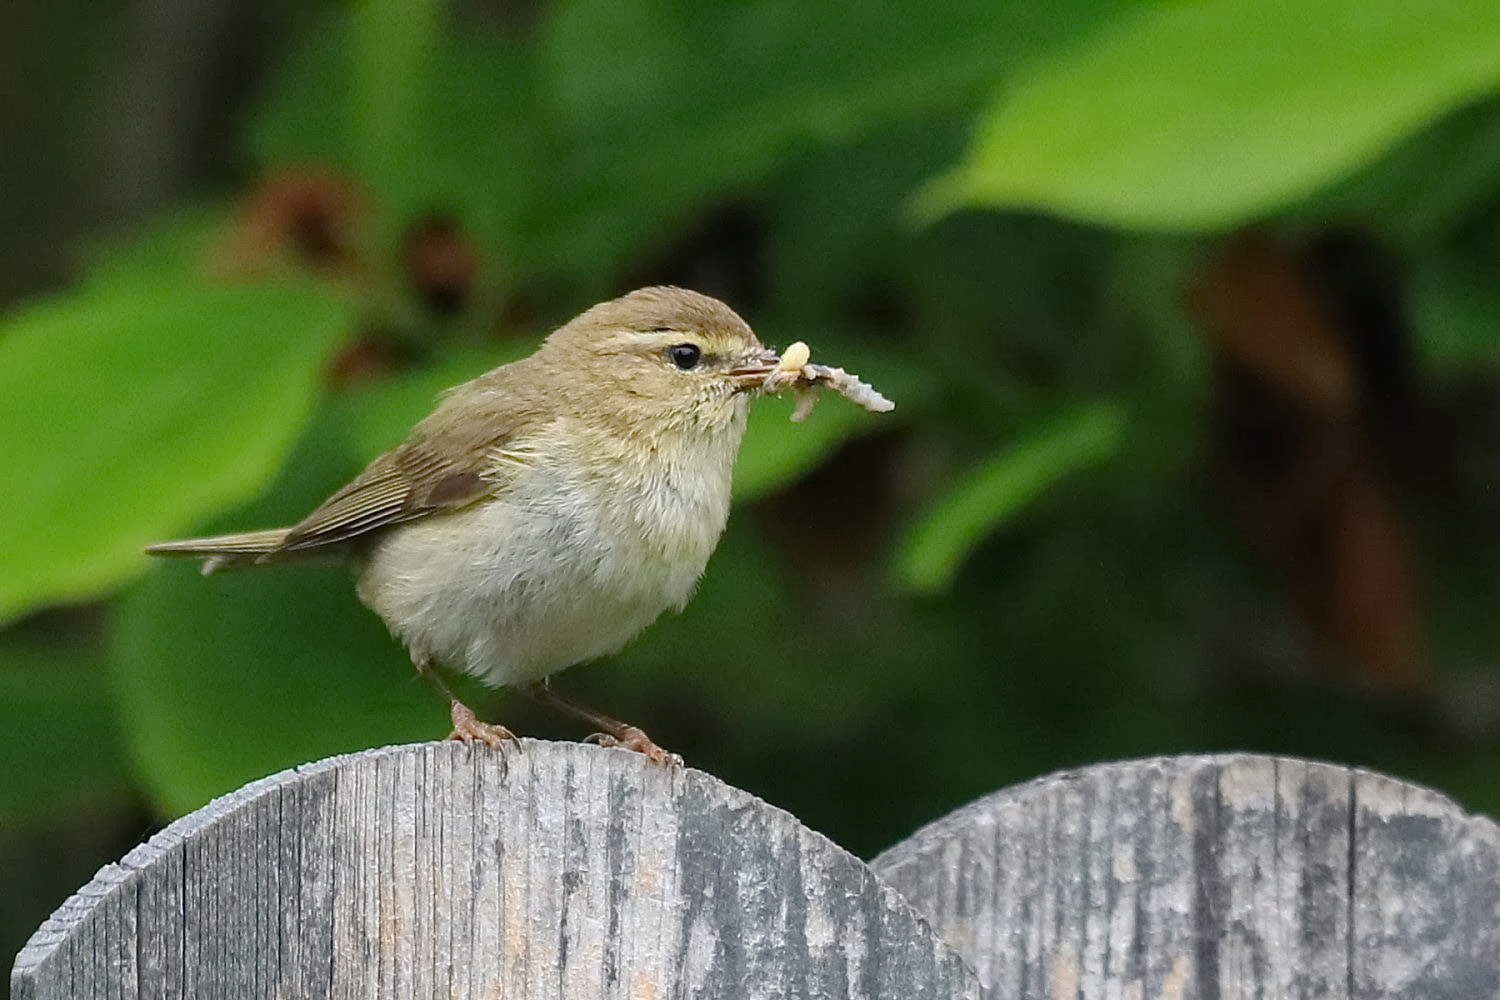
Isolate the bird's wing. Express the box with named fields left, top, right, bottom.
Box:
left=277, top=449, right=479, bottom=551
left=279, top=387, right=534, bottom=552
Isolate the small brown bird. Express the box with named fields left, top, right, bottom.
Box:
left=146, top=287, right=787, bottom=764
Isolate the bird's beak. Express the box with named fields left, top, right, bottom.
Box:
left=726, top=348, right=783, bottom=393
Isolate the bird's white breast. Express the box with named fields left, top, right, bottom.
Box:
left=355, top=414, right=743, bottom=687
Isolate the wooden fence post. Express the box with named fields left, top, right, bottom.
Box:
left=871, top=753, right=1500, bottom=999
left=11, top=740, right=981, bottom=1000
left=17, top=749, right=1500, bottom=998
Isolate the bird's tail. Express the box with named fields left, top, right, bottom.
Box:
left=143, top=528, right=293, bottom=575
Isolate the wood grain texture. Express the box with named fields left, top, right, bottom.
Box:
left=12, top=740, right=980, bottom=1000
left=870, top=753, right=1500, bottom=999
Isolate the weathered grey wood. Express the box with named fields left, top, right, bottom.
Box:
left=871, top=753, right=1500, bottom=999
left=12, top=740, right=980, bottom=1000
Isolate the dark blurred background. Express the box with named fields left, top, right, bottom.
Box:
left=5, top=0, right=1500, bottom=971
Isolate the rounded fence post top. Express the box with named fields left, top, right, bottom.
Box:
left=13, top=739, right=981, bottom=1000
left=872, top=752, right=1500, bottom=999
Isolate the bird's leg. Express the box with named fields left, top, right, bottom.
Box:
left=524, top=680, right=680, bottom=765
left=416, top=657, right=518, bottom=751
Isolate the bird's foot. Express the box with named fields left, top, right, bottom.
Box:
left=446, top=700, right=519, bottom=751
left=585, top=726, right=682, bottom=766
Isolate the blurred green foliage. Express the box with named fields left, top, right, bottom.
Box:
left=3, top=0, right=1500, bottom=964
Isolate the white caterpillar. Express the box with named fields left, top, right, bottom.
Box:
left=763, top=341, right=895, bottom=422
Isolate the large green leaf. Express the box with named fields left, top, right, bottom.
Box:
left=919, top=0, right=1500, bottom=230
left=0, top=278, right=351, bottom=623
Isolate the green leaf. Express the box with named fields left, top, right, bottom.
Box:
left=0, top=278, right=351, bottom=623
left=0, top=635, right=136, bottom=825
left=111, top=406, right=441, bottom=816
left=919, top=0, right=1500, bottom=230
left=895, top=400, right=1127, bottom=592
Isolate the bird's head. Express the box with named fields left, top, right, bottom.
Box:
left=536, top=286, right=782, bottom=433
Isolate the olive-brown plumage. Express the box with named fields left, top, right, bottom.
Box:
left=146, top=287, right=781, bottom=762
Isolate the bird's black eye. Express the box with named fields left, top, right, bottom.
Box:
left=668, top=343, right=702, bottom=370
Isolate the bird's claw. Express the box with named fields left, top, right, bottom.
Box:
left=585, top=726, right=681, bottom=766
left=447, top=700, right=519, bottom=751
